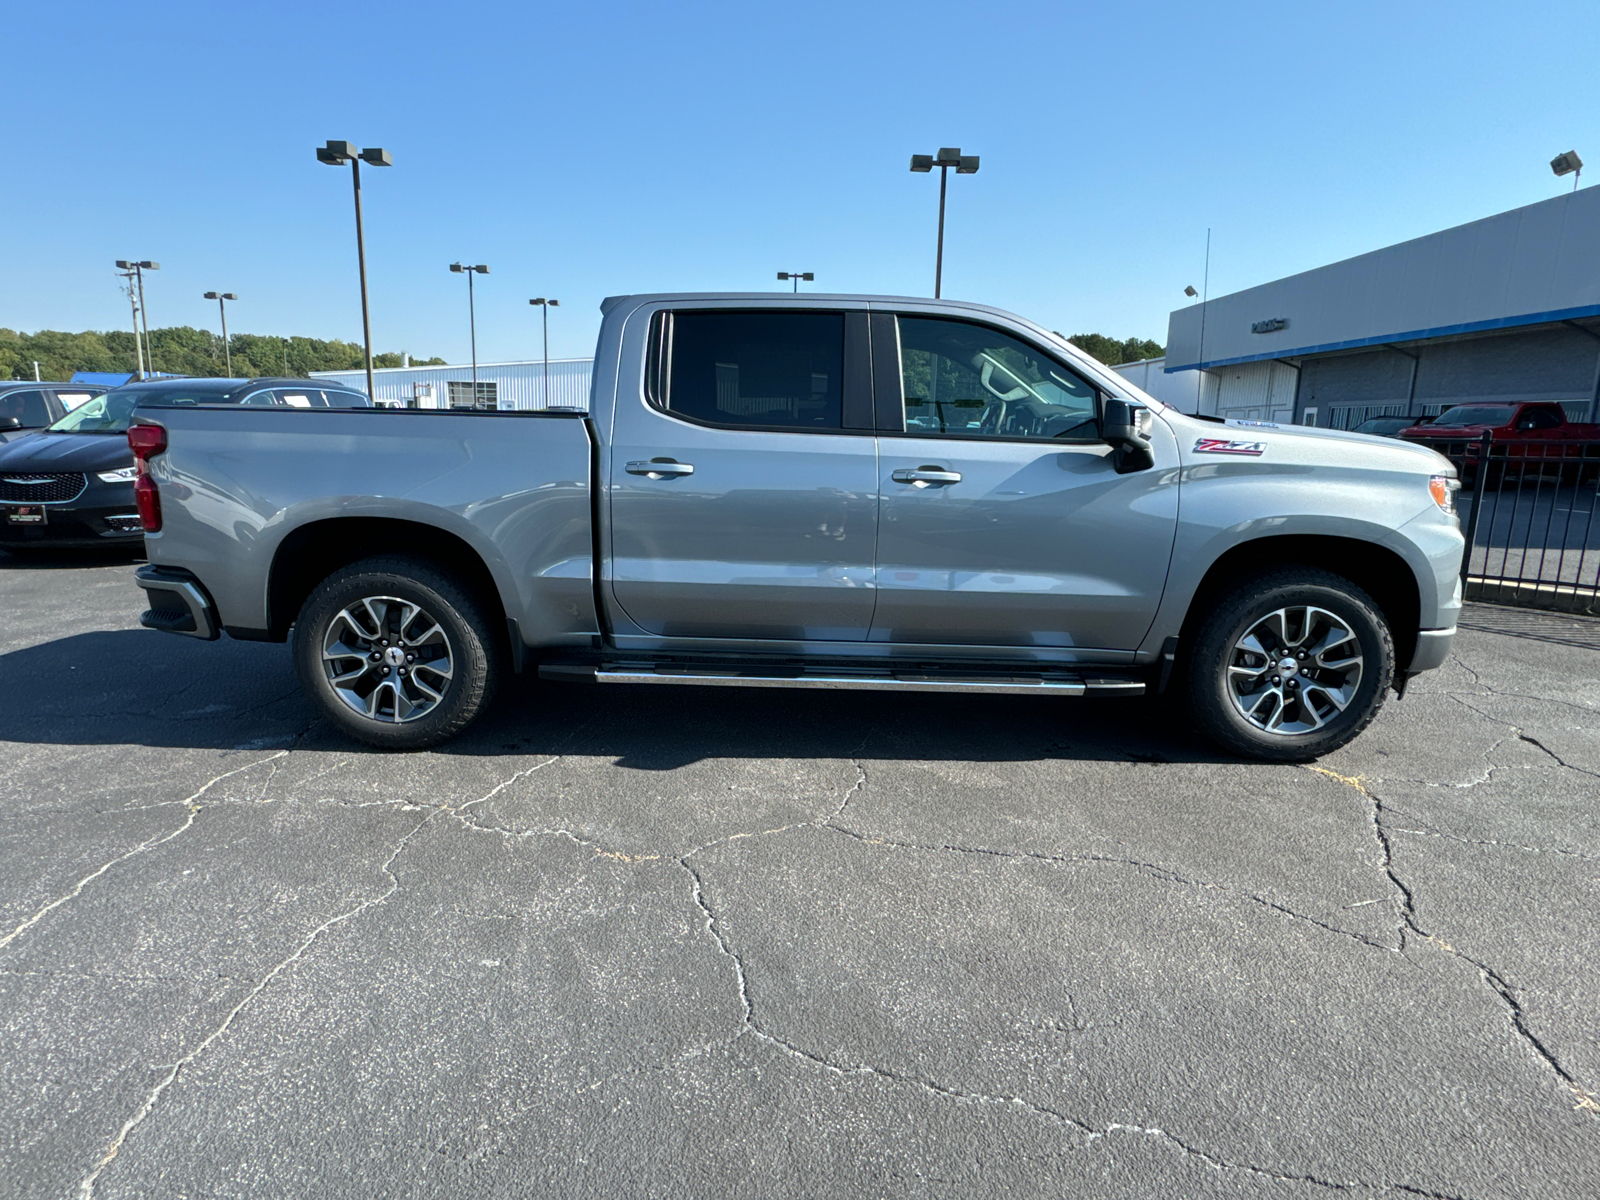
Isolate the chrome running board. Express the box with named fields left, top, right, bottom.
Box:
left=542, top=663, right=1144, bottom=698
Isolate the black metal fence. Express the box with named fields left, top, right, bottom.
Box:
left=1406, top=433, right=1600, bottom=615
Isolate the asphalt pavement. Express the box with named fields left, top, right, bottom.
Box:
left=2, top=549, right=1598, bottom=1199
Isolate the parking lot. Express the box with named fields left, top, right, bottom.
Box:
left=2, top=550, right=1598, bottom=1199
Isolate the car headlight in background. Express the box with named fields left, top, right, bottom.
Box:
left=97, top=467, right=138, bottom=483
left=1429, top=475, right=1459, bottom=516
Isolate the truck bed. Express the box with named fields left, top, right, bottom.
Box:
left=140, top=405, right=598, bottom=646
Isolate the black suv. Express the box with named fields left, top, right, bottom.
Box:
left=0, top=377, right=369, bottom=550
left=0, top=382, right=109, bottom=442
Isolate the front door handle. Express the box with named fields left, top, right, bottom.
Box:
left=892, top=466, right=963, bottom=487
left=626, top=459, right=695, bottom=479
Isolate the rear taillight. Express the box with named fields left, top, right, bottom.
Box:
left=128, top=422, right=167, bottom=532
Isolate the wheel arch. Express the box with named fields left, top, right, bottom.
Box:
left=1177, top=535, right=1420, bottom=670
left=266, top=517, right=509, bottom=645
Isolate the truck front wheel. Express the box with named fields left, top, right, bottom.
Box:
left=292, top=555, right=498, bottom=750
left=1185, top=568, right=1393, bottom=762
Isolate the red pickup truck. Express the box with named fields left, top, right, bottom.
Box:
left=1399, top=402, right=1600, bottom=482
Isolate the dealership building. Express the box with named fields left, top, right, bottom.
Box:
left=312, top=356, right=594, bottom=410
left=1114, top=186, right=1600, bottom=430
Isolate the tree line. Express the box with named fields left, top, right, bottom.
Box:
left=1065, top=333, right=1164, bottom=366
left=0, top=326, right=446, bottom=382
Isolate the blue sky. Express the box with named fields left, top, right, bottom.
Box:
left=4, top=1, right=1597, bottom=365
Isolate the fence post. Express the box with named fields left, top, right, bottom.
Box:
left=1459, top=430, right=1492, bottom=590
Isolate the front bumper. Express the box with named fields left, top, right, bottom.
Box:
left=1407, top=626, right=1456, bottom=674
left=0, top=480, right=143, bottom=548
left=134, top=564, right=220, bottom=640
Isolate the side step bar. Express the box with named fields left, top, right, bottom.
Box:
left=540, top=663, right=1144, bottom=698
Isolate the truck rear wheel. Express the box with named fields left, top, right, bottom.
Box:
left=1185, top=568, right=1393, bottom=762
left=293, top=555, right=498, bottom=750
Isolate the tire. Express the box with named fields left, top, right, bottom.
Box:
left=1184, top=568, right=1394, bottom=762
left=293, top=555, right=499, bottom=750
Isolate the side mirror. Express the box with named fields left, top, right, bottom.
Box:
left=0, top=416, right=22, bottom=430
left=1102, top=399, right=1155, bottom=474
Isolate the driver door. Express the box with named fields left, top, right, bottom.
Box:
left=869, top=313, right=1180, bottom=652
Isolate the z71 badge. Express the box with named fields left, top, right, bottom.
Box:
left=1194, top=437, right=1266, bottom=456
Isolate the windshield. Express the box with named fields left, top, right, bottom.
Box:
left=45, top=385, right=241, bottom=433
left=46, top=389, right=143, bottom=433
left=1431, top=405, right=1515, bottom=427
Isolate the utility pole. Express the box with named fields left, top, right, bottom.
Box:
left=205, top=293, right=238, bottom=375
left=115, top=263, right=147, bottom=378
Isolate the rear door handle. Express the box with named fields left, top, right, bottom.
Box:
left=626, top=459, right=695, bottom=478
left=892, top=466, right=962, bottom=487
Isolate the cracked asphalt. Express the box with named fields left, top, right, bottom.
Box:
left=2, top=551, right=1598, bottom=1199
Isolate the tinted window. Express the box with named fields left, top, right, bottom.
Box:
left=320, top=388, right=370, bottom=408
left=1520, top=407, right=1562, bottom=430
left=665, top=312, right=843, bottom=430
left=1432, top=405, right=1515, bottom=427
left=897, top=317, right=1099, bottom=441
left=0, top=390, right=51, bottom=427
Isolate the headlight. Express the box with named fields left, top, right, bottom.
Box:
left=1429, top=475, right=1459, bottom=516
left=97, top=467, right=138, bottom=483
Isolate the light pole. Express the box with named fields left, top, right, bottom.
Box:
left=1552, top=150, right=1583, bottom=192
left=451, top=263, right=490, bottom=406
left=116, top=261, right=159, bottom=375
left=115, top=263, right=146, bottom=378
left=909, top=148, right=979, bottom=298
left=529, top=298, right=560, bottom=409
left=204, top=293, right=238, bottom=375
left=316, top=140, right=392, bottom=399
left=776, top=271, right=814, bottom=293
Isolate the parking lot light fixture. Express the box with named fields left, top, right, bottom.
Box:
left=529, top=298, right=560, bottom=409
left=318, top=139, right=391, bottom=399
left=1552, top=149, right=1583, bottom=191
left=776, top=271, right=815, bottom=293
left=451, top=263, right=490, bottom=404
left=204, top=292, right=238, bottom=375
left=909, top=147, right=979, bottom=299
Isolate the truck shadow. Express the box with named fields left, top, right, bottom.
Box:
left=0, top=629, right=1230, bottom=766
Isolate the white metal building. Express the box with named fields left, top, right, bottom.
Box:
left=312, top=357, right=594, bottom=411
left=1125, top=186, right=1600, bottom=429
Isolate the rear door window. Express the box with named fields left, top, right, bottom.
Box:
left=659, top=311, right=844, bottom=431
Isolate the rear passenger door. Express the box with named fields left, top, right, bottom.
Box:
left=608, top=307, right=880, bottom=642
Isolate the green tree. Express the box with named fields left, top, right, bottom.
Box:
left=1066, top=333, right=1164, bottom=366
left=0, top=327, right=447, bottom=381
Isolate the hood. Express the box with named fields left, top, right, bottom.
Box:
left=1163, top=413, right=1456, bottom=474
left=0, top=432, right=132, bottom=473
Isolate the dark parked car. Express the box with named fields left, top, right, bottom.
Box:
left=0, top=382, right=108, bottom=442
left=0, top=377, right=369, bottom=551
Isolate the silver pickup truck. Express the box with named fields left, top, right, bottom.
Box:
left=129, top=293, right=1463, bottom=761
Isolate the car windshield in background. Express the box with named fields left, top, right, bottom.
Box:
left=45, top=389, right=151, bottom=433
left=1354, top=418, right=1413, bottom=435
left=1431, top=405, right=1516, bottom=427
